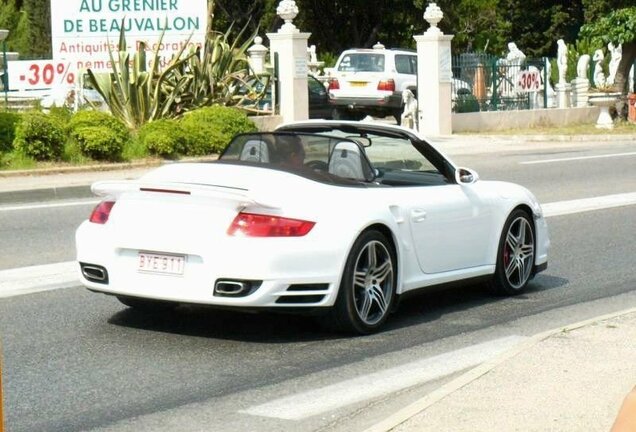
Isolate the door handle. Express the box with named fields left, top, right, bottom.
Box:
left=411, top=209, right=427, bottom=223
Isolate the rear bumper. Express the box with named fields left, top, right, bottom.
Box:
left=329, top=93, right=402, bottom=113
left=76, top=220, right=345, bottom=309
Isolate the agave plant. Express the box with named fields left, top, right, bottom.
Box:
left=163, top=23, right=260, bottom=112
left=87, top=20, right=263, bottom=128
left=86, top=21, right=198, bottom=129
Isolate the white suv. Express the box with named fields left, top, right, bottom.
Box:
left=328, top=45, right=417, bottom=123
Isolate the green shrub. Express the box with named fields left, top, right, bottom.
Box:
left=0, top=112, right=21, bottom=153
left=122, top=138, right=149, bottom=161
left=68, top=110, right=129, bottom=137
left=48, top=106, right=73, bottom=124
left=180, top=106, right=257, bottom=156
left=68, top=110, right=130, bottom=161
left=13, top=112, right=66, bottom=161
left=138, top=119, right=188, bottom=158
left=454, top=88, right=481, bottom=113
left=72, top=126, right=126, bottom=161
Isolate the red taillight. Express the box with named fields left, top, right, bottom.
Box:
left=377, top=79, right=395, bottom=91
left=328, top=79, right=340, bottom=90
left=228, top=212, right=315, bottom=237
left=89, top=200, right=116, bottom=224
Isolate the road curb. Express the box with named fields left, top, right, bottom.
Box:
left=365, top=306, right=636, bottom=432
left=0, top=185, right=94, bottom=204
left=0, top=160, right=164, bottom=178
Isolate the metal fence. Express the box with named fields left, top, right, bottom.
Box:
left=452, top=52, right=550, bottom=112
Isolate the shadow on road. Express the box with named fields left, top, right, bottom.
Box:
left=106, top=272, right=568, bottom=343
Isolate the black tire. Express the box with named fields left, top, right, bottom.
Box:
left=117, top=296, right=177, bottom=312
left=489, top=209, right=536, bottom=295
left=393, top=108, right=403, bottom=125
left=331, top=108, right=348, bottom=120
left=332, top=108, right=366, bottom=121
left=325, top=230, right=397, bottom=334
left=348, top=111, right=366, bottom=121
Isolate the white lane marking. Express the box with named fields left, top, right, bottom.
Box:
left=520, top=151, right=636, bottom=165
left=543, top=192, right=636, bottom=217
left=241, top=335, right=526, bottom=420
left=0, top=261, right=78, bottom=298
left=0, top=199, right=99, bottom=212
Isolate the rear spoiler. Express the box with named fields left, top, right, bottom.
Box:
left=91, top=180, right=282, bottom=209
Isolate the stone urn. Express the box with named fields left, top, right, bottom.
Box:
left=588, top=92, right=621, bottom=129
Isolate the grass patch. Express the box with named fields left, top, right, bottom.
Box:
left=458, top=121, right=636, bottom=136
left=62, top=140, right=94, bottom=165
left=122, top=137, right=149, bottom=160
left=0, top=151, right=38, bottom=170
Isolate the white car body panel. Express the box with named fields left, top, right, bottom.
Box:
left=76, top=121, right=549, bottom=314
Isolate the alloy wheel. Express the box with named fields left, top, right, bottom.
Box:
left=352, top=240, right=394, bottom=326
left=503, top=216, right=535, bottom=289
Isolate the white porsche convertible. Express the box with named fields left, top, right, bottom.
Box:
left=76, top=121, right=549, bottom=334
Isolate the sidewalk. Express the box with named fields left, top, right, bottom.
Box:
left=368, top=309, right=636, bottom=432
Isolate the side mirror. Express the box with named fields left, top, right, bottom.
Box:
left=455, top=167, right=479, bottom=185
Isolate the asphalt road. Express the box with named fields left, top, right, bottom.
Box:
left=1, top=138, right=635, bottom=432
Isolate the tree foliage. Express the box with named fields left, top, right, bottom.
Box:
left=22, top=0, right=51, bottom=57
left=580, top=7, right=636, bottom=93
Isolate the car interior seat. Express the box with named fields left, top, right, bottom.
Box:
left=240, top=140, right=270, bottom=163
left=328, top=141, right=366, bottom=180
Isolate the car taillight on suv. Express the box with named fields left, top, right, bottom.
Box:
left=377, top=79, right=395, bottom=92
left=328, top=79, right=340, bottom=91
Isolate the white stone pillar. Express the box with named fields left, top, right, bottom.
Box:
left=266, top=0, right=310, bottom=123
left=247, top=36, right=269, bottom=75
left=414, top=3, right=454, bottom=136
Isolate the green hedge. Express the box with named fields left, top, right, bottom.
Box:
left=68, top=110, right=130, bottom=161
left=72, top=126, right=127, bottom=161
left=180, top=106, right=257, bottom=156
left=0, top=112, right=22, bottom=153
left=13, top=112, right=66, bottom=161
left=137, top=119, right=188, bottom=158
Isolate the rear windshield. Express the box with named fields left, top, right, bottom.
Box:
left=219, top=132, right=376, bottom=184
left=337, top=53, right=385, bottom=72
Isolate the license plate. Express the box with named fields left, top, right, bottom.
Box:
left=349, top=81, right=368, bottom=87
left=138, top=252, right=185, bottom=275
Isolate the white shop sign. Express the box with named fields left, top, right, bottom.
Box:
left=50, top=0, right=208, bottom=72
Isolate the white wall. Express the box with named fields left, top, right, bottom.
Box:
left=452, top=107, right=599, bottom=132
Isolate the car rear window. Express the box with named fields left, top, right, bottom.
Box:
left=337, top=53, right=385, bottom=72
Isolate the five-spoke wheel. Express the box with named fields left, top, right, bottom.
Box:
left=328, top=230, right=396, bottom=334
left=490, top=209, right=535, bottom=295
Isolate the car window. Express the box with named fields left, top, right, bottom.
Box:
left=337, top=53, right=385, bottom=72
left=365, top=135, right=448, bottom=186
left=308, top=76, right=326, bottom=96
left=395, top=55, right=413, bottom=74
left=409, top=55, right=418, bottom=74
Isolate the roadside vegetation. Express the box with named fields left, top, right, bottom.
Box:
left=0, top=18, right=260, bottom=171
left=0, top=106, right=256, bottom=170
